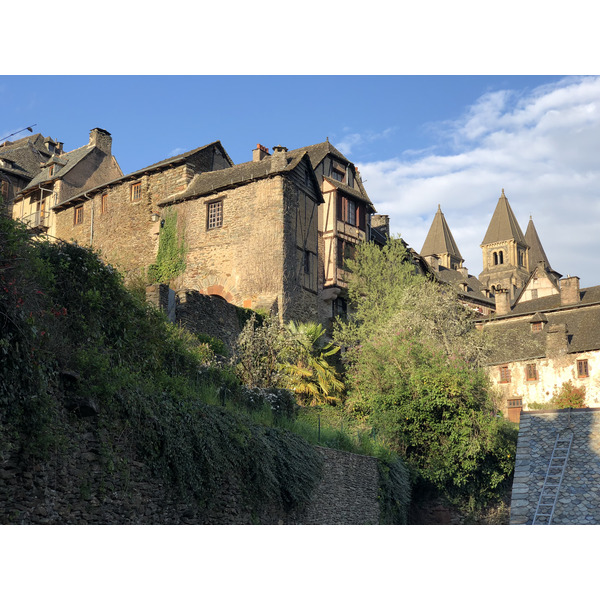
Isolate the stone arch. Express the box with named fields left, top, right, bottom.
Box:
left=197, top=277, right=236, bottom=303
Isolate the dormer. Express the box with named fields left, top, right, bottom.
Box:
left=529, top=312, right=548, bottom=332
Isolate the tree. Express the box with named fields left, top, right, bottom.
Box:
left=334, top=237, right=516, bottom=509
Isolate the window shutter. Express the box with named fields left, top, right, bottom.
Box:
left=358, top=204, right=366, bottom=230
left=336, top=192, right=343, bottom=221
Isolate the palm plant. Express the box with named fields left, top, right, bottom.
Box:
left=282, top=321, right=345, bottom=406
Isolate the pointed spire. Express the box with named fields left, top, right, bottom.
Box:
left=525, top=217, right=554, bottom=272
left=421, top=205, right=463, bottom=261
left=481, top=189, right=527, bottom=246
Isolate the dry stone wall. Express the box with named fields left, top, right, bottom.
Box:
left=0, top=420, right=381, bottom=525
left=510, top=408, right=600, bottom=524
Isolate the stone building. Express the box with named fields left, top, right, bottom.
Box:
left=52, top=140, right=233, bottom=279
left=478, top=189, right=531, bottom=301
left=11, top=128, right=123, bottom=237
left=1, top=131, right=65, bottom=216
left=47, top=136, right=383, bottom=327
left=477, top=278, right=600, bottom=421
left=420, top=204, right=495, bottom=316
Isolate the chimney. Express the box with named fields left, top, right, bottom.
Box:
left=546, top=323, right=568, bottom=357
left=560, top=276, right=580, bottom=306
left=252, top=144, right=270, bottom=162
left=89, top=128, right=112, bottom=154
left=494, top=289, right=511, bottom=315
left=371, top=214, right=390, bottom=238
left=458, top=267, right=469, bottom=278
left=271, top=145, right=288, bottom=171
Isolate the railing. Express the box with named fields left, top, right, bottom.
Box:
left=22, top=211, right=49, bottom=229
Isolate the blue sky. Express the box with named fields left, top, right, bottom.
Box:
left=4, top=74, right=600, bottom=287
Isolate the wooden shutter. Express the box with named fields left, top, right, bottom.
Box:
left=358, top=204, right=366, bottom=230
left=336, top=192, right=343, bottom=222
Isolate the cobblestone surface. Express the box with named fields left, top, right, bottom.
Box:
left=510, top=409, right=600, bottom=524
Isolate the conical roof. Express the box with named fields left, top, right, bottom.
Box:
left=525, top=217, right=551, bottom=268
left=481, top=189, right=527, bottom=246
left=421, top=205, right=463, bottom=260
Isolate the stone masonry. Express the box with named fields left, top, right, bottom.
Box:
left=510, top=408, right=600, bottom=524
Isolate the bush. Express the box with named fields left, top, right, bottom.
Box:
left=529, top=380, right=587, bottom=410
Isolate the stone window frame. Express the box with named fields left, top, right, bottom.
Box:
left=101, top=192, right=108, bottom=214
left=74, top=205, right=84, bottom=226
left=577, top=359, right=589, bottom=378
left=526, top=363, right=538, bottom=382
left=499, top=365, right=511, bottom=383
left=207, top=199, right=223, bottom=230
left=130, top=181, right=142, bottom=202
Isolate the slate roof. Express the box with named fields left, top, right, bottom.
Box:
left=24, top=144, right=95, bottom=191
left=0, top=134, right=52, bottom=180
left=54, top=141, right=230, bottom=211
left=322, top=175, right=374, bottom=211
left=287, top=141, right=373, bottom=209
left=420, top=205, right=463, bottom=260
left=484, top=303, right=600, bottom=364
left=434, top=266, right=494, bottom=306
left=481, top=189, right=527, bottom=246
left=159, top=150, right=324, bottom=207
left=507, top=284, right=600, bottom=316
left=524, top=217, right=561, bottom=278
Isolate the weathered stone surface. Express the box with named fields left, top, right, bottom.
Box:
left=510, top=409, right=600, bottom=524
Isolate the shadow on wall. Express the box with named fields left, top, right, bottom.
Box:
left=146, top=283, right=249, bottom=352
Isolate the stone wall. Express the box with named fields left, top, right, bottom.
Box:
left=54, top=163, right=191, bottom=279
left=175, top=289, right=244, bottom=350
left=0, top=423, right=382, bottom=525
left=510, top=408, right=600, bottom=524
left=302, top=447, right=380, bottom=524
left=171, top=175, right=319, bottom=322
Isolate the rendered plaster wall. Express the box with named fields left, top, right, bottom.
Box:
left=510, top=409, right=600, bottom=524
left=489, top=350, right=600, bottom=410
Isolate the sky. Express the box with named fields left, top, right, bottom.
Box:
left=3, top=74, right=599, bottom=286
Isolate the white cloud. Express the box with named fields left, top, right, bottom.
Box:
left=168, top=147, right=188, bottom=158
left=334, top=128, right=395, bottom=157
left=358, top=76, right=600, bottom=288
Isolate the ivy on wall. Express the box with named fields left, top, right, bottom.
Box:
left=147, top=209, right=186, bottom=284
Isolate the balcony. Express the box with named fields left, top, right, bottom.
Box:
left=22, top=211, right=49, bottom=232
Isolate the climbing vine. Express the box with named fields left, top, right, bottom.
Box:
left=147, top=209, right=186, bottom=284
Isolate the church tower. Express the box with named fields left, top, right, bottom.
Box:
left=420, top=205, right=464, bottom=271
left=479, top=189, right=530, bottom=300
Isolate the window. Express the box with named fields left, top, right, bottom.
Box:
left=531, top=289, right=538, bottom=299
left=499, top=250, right=504, bottom=265
left=337, top=238, right=355, bottom=269
left=577, top=359, right=589, bottom=378
left=337, top=193, right=366, bottom=230
left=499, top=365, right=511, bottom=383
left=531, top=321, right=543, bottom=332
left=207, top=200, right=223, bottom=230
left=346, top=198, right=356, bottom=226
left=131, top=182, right=142, bottom=201
left=101, top=193, right=108, bottom=214
left=507, top=398, right=522, bottom=408
left=48, top=165, right=54, bottom=177
left=74, top=205, right=84, bottom=225
left=332, top=297, right=347, bottom=318
left=526, top=363, right=538, bottom=381
left=1, top=179, right=8, bottom=199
